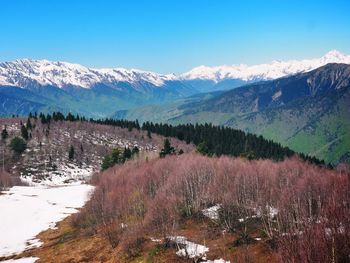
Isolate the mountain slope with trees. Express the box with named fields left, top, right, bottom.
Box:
left=131, top=63, right=350, bottom=164
left=0, top=114, right=192, bottom=189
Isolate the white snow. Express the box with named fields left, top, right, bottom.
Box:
left=181, top=50, right=350, bottom=82
left=0, top=184, right=94, bottom=257
left=254, top=205, right=278, bottom=219
left=202, top=204, right=221, bottom=220
left=1, top=257, right=39, bottom=263
left=20, top=163, right=93, bottom=186
left=168, top=236, right=208, bottom=259
left=168, top=236, right=230, bottom=262
left=204, top=259, right=230, bottom=263
left=0, top=50, right=349, bottom=89
left=272, top=90, right=282, bottom=101
left=0, top=59, right=174, bottom=88
left=150, top=237, right=162, bottom=242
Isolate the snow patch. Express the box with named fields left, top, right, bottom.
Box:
left=0, top=184, right=94, bottom=257
left=20, top=162, right=93, bottom=186
left=202, top=204, right=221, bottom=220
left=204, top=259, right=230, bottom=263
left=272, top=90, right=282, bottom=101
left=168, top=236, right=230, bottom=263
left=168, top=236, right=208, bottom=259
left=1, top=257, right=39, bottom=263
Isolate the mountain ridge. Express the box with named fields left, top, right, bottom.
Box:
left=172, top=63, right=350, bottom=164
left=1, top=50, right=349, bottom=92
left=115, top=63, right=350, bottom=164
left=181, top=50, right=350, bottom=82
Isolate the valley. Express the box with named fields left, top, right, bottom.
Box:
left=121, top=64, right=350, bottom=165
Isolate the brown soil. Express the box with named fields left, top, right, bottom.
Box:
left=9, top=215, right=278, bottom=263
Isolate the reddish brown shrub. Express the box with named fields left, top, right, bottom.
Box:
left=77, top=153, right=349, bottom=262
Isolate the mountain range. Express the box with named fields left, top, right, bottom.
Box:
left=172, top=63, right=350, bottom=164
left=1, top=50, right=349, bottom=102
left=119, top=63, right=350, bottom=164
left=0, top=50, right=349, bottom=164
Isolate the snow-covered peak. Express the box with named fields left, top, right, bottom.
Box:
left=0, top=59, right=174, bottom=88
left=322, top=50, right=346, bottom=60
left=181, top=50, right=350, bottom=82
left=1, top=50, right=349, bottom=89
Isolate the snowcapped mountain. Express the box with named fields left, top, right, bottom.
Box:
left=0, top=59, right=191, bottom=118
left=0, top=50, right=349, bottom=90
left=0, top=50, right=349, bottom=117
left=181, top=50, right=350, bottom=82
left=0, top=59, right=176, bottom=89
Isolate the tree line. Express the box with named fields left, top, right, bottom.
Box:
left=27, top=111, right=325, bottom=166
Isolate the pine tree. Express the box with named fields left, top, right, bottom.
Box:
left=21, top=125, right=29, bottom=140
left=1, top=126, right=8, bottom=140
left=68, top=145, right=75, bottom=160
left=40, top=114, right=47, bottom=124
left=196, top=141, right=210, bottom=155
left=147, top=130, right=152, bottom=139
left=111, top=148, right=122, bottom=164
left=101, top=155, right=112, bottom=171
left=160, top=138, right=175, bottom=158
left=123, top=147, right=132, bottom=160
left=132, top=146, right=139, bottom=155
left=26, top=118, right=32, bottom=130
left=10, top=137, right=27, bottom=155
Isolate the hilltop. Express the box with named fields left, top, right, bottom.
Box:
left=0, top=115, right=192, bottom=188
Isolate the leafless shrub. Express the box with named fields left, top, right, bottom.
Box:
left=76, top=153, right=349, bottom=262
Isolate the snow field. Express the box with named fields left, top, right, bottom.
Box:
left=0, top=185, right=94, bottom=257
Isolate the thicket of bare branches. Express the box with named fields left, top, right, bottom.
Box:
left=77, top=154, right=350, bottom=262
left=0, top=170, right=21, bottom=190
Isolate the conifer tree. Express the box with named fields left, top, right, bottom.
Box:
left=21, top=124, right=29, bottom=140
left=111, top=148, right=121, bottom=164
left=68, top=145, right=75, bottom=160
left=132, top=146, right=139, bottom=155
left=147, top=130, right=152, bottom=139
left=10, top=137, right=27, bottom=155
left=123, top=147, right=132, bottom=160
left=101, top=155, right=112, bottom=171
left=26, top=118, right=32, bottom=130
left=160, top=138, right=175, bottom=158
left=1, top=126, right=8, bottom=141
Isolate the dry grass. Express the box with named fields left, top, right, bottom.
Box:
left=12, top=212, right=278, bottom=263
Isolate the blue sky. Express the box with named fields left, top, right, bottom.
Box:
left=1, top=0, right=349, bottom=73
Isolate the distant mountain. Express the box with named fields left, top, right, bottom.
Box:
left=169, top=63, right=350, bottom=164
left=119, top=63, right=350, bottom=164
left=180, top=50, right=350, bottom=92
left=0, top=59, right=197, bottom=117
left=1, top=50, right=350, bottom=127
left=0, top=59, right=179, bottom=89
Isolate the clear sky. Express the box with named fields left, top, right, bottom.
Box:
left=1, top=0, right=349, bottom=73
